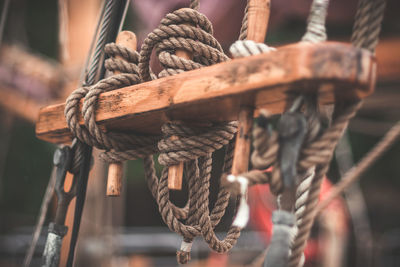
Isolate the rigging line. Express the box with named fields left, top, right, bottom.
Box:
left=317, top=121, right=400, bottom=213
left=85, top=0, right=118, bottom=85
left=84, top=0, right=129, bottom=86
left=117, top=0, right=130, bottom=34
left=66, top=143, right=92, bottom=267
left=23, top=167, right=57, bottom=267
left=78, top=3, right=106, bottom=86
left=0, top=0, right=11, bottom=46
left=23, top=3, right=108, bottom=266
left=335, top=133, right=374, bottom=267
left=66, top=0, right=130, bottom=265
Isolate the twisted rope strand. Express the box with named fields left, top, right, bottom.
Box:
left=65, top=43, right=159, bottom=163
left=317, top=120, right=400, bottom=213
left=137, top=7, right=242, bottom=264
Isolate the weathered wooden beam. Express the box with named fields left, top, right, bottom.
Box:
left=106, top=31, right=138, bottom=197
left=36, top=42, right=375, bottom=144
left=231, top=0, right=270, bottom=176
left=376, top=38, right=400, bottom=82
left=167, top=23, right=195, bottom=190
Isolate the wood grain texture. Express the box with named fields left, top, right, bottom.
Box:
left=167, top=138, right=184, bottom=189
left=167, top=29, right=194, bottom=190
left=376, top=38, right=400, bottom=82
left=232, top=0, right=270, bottom=175
left=246, top=0, right=270, bottom=42
left=107, top=162, right=123, bottom=196
left=232, top=107, right=254, bottom=175
left=36, top=42, right=376, bottom=144
left=106, top=31, right=137, bottom=197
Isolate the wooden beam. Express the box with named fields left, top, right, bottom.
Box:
left=106, top=31, right=138, bottom=197
left=167, top=23, right=195, bottom=191
left=0, top=86, right=44, bottom=123
left=376, top=38, right=400, bottom=82
left=36, top=42, right=375, bottom=144
left=232, top=0, right=271, bottom=176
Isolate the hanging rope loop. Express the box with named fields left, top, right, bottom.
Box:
left=157, top=121, right=238, bottom=167
left=139, top=8, right=228, bottom=82
left=64, top=42, right=159, bottom=163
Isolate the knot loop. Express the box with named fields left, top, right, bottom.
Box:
left=139, top=8, right=228, bottom=81
left=229, top=40, right=275, bottom=58
left=64, top=43, right=159, bottom=163
left=158, top=121, right=238, bottom=166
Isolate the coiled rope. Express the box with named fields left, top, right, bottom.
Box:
left=138, top=4, right=243, bottom=263
left=63, top=1, right=254, bottom=264
left=61, top=0, right=390, bottom=265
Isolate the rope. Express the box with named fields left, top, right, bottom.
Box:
left=139, top=8, right=228, bottom=81
left=289, top=1, right=386, bottom=264
left=351, top=0, right=386, bottom=52
left=239, top=0, right=249, bottom=40
left=302, top=0, right=329, bottom=43
left=189, top=0, right=199, bottom=11
left=231, top=0, right=386, bottom=263
left=317, top=120, right=400, bottom=213
left=226, top=23, right=370, bottom=266
left=65, top=43, right=159, bottom=163
left=137, top=7, right=244, bottom=263
left=63, top=3, right=245, bottom=264
left=60, top=0, right=388, bottom=265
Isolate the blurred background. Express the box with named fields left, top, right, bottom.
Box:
left=0, top=0, right=399, bottom=266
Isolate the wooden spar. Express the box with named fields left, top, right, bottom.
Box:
left=106, top=31, right=137, bottom=197
left=167, top=28, right=194, bottom=190
left=35, top=42, right=376, bottom=144
left=231, top=0, right=270, bottom=176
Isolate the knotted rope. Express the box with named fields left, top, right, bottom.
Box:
left=142, top=124, right=240, bottom=264
left=138, top=8, right=228, bottom=80
left=65, top=43, right=159, bottom=163
left=137, top=5, right=245, bottom=264
left=63, top=2, right=248, bottom=264
left=61, top=0, right=388, bottom=265
left=289, top=0, right=386, bottom=264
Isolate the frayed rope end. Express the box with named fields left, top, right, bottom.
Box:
left=176, top=240, right=193, bottom=264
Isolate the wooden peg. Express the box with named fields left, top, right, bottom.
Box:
left=106, top=31, right=137, bottom=196
left=231, top=0, right=271, bottom=175
left=232, top=107, right=254, bottom=175
left=167, top=36, right=193, bottom=190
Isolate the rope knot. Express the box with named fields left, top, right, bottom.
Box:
left=139, top=8, right=228, bottom=82
left=64, top=42, right=160, bottom=163
left=229, top=40, right=275, bottom=58
left=157, top=121, right=237, bottom=167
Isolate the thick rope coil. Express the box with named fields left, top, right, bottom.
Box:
left=143, top=141, right=241, bottom=264
left=64, top=43, right=160, bottom=163
left=139, top=8, right=228, bottom=82
left=158, top=122, right=238, bottom=166
left=137, top=7, right=243, bottom=264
